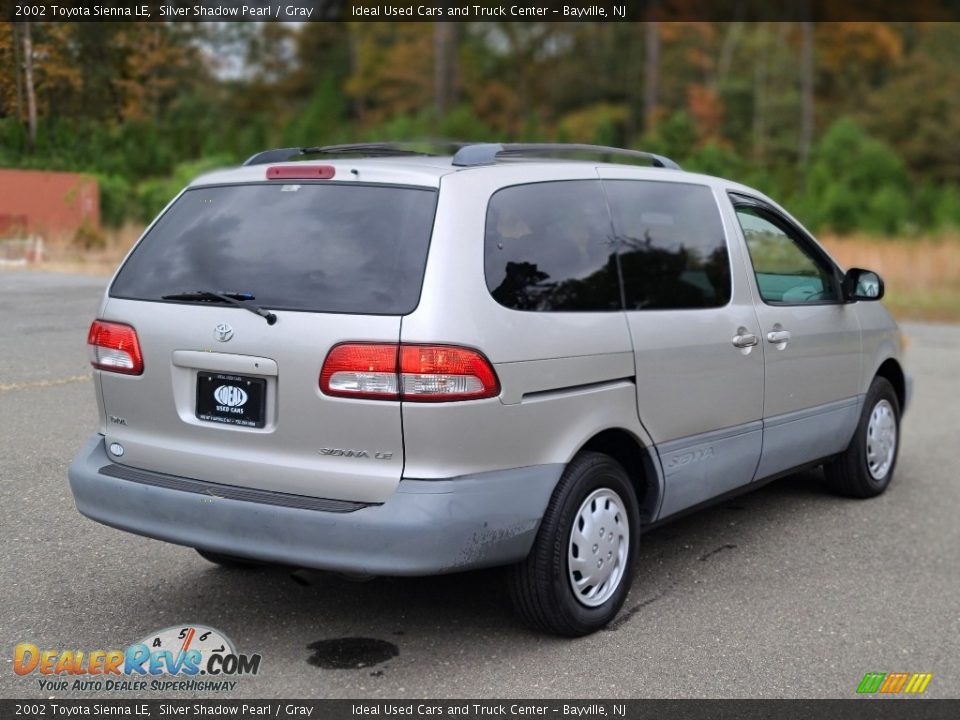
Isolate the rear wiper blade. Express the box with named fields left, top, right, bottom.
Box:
left=160, top=291, right=277, bottom=325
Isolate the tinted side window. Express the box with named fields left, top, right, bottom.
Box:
left=604, top=181, right=731, bottom=310
left=484, top=181, right=620, bottom=312
left=734, top=206, right=839, bottom=304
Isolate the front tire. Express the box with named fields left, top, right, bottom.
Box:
left=508, top=452, right=639, bottom=636
left=823, top=377, right=901, bottom=498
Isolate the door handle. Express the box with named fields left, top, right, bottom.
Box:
left=732, top=332, right=759, bottom=348
left=767, top=329, right=791, bottom=344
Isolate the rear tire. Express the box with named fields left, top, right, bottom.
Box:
left=195, top=548, right=261, bottom=569
left=508, top=452, right=639, bottom=636
left=823, top=377, right=901, bottom=498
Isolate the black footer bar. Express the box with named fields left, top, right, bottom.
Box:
left=3, top=699, right=959, bottom=720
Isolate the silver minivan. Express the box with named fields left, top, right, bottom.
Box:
left=69, top=143, right=909, bottom=635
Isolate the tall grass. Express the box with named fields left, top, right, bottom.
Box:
left=821, top=234, right=960, bottom=322
left=21, top=224, right=142, bottom=276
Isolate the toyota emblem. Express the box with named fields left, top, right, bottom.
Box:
left=213, top=323, right=234, bottom=342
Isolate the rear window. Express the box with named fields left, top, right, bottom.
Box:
left=110, top=183, right=438, bottom=315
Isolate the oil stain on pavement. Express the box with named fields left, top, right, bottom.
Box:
left=307, top=638, right=399, bottom=670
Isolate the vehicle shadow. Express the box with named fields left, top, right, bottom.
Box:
left=92, top=467, right=840, bottom=650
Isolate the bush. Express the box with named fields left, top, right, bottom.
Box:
left=685, top=143, right=745, bottom=179
left=439, top=105, right=498, bottom=141
left=933, top=186, right=960, bottom=230
left=638, top=112, right=699, bottom=161
left=282, top=74, right=349, bottom=147
left=817, top=182, right=861, bottom=235
left=74, top=220, right=107, bottom=250
left=556, top=103, right=628, bottom=146
left=865, top=187, right=910, bottom=235
left=96, top=174, right=133, bottom=229
left=134, top=157, right=233, bottom=223
left=804, top=118, right=910, bottom=234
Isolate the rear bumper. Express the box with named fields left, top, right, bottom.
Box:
left=68, top=436, right=561, bottom=576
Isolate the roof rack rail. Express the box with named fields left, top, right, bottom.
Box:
left=451, top=143, right=681, bottom=170
left=242, top=141, right=466, bottom=166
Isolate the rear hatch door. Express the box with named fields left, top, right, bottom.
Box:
left=99, top=178, right=437, bottom=503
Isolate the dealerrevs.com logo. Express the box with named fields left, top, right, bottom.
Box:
left=14, top=624, right=262, bottom=693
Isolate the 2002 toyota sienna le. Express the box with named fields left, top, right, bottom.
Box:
left=69, top=142, right=910, bottom=636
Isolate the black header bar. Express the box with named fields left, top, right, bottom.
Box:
left=4, top=0, right=960, bottom=22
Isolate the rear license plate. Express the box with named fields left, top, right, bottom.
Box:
left=196, top=373, right=267, bottom=428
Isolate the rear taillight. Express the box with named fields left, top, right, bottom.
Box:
left=320, top=344, right=399, bottom=400
left=87, top=321, right=143, bottom=375
left=399, top=345, right=499, bottom=401
left=320, top=343, right=499, bottom=402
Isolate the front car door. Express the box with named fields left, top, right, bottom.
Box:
left=728, top=193, right=862, bottom=481
left=598, top=171, right=765, bottom=519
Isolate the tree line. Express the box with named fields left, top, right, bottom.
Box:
left=1, top=21, right=959, bottom=235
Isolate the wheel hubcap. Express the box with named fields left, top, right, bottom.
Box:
left=567, top=488, right=629, bottom=607
left=866, top=399, right=897, bottom=481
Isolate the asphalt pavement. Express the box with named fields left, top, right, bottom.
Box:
left=1, top=270, right=957, bottom=699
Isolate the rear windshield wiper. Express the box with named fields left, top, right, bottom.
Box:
left=160, top=291, right=277, bottom=325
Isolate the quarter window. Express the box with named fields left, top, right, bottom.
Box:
left=604, top=181, right=731, bottom=310
left=734, top=206, right=839, bottom=305
left=484, top=181, right=621, bottom=312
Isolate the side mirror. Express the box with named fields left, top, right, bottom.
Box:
left=843, top=268, right=884, bottom=302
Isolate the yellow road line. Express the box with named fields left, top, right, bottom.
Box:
left=0, top=374, right=91, bottom=393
